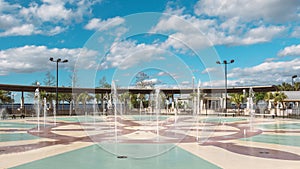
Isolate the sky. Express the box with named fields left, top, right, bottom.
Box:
left=1, top=0, right=300, bottom=92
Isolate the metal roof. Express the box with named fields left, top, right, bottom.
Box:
left=0, top=83, right=277, bottom=94
left=283, top=91, right=300, bottom=101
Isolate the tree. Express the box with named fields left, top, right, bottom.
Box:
left=273, top=92, right=287, bottom=116
left=294, top=82, right=300, bottom=91
left=135, top=72, right=151, bottom=88
left=40, top=91, right=55, bottom=111
left=58, top=92, right=73, bottom=112
left=264, top=92, right=274, bottom=102
left=99, top=76, right=111, bottom=88
left=277, top=82, right=293, bottom=91
left=119, top=92, right=130, bottom=114
left=230, top=93, right=244, bottom=114
left=0, top=90, right=12, bottom=104
left=43, top=71, right=55, bottom=86
left=265, top=92, right=287, bottom=117
left=77, top=92, right=93, bottom=114
left=69, top=69, right=79, bottom=87
left=264, top=92, right=274, bottom=111
left=255, top=92, right=266, bottom=104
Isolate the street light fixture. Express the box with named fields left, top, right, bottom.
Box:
left=216, top=59, right=235, bottom=116
left=49, top=57, right=68, bottom=115
left=292, top=75, right=297, bottom=87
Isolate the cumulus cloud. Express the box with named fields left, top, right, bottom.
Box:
left=278, top=44, right=300, bottom=57
left=157, top=71, right=168, bottom=76
left=151, top=9, right=286, bottom=49
left=100, top=41, right=165, bottom=70
left=194, top=0, right=300, bottom=23
left=224, top=58, right=300, bottom=86
left=201, top=67, right=218, bottom=74
left=0, top=0, right=102, bottom=36
left=0, top=45, right=98, bottom=75
left=291, top=27, right=300, bottom=38
left=84, top=16, right=125, bottom=31
left=0, top=24, right=36, bottom=36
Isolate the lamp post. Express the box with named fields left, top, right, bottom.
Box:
left=292, top=75, right=297, bottom=87
left=49, top=57, right=68, bottom=115
left=216, top=59, right=235, bottom=116
left=10, top=93, right=16, bottom=114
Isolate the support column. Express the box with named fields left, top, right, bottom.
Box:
left=21, top=91, right=25, bottom=116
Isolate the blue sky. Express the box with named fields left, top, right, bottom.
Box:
left=1, top=0, right=300, bottom=91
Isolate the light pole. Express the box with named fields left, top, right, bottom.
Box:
left=10, top=93, right=16, bottom=114
left=49, top=57, right=68, bottom=115
left=292, top=75, right=297, bottom=87
left=216, top=59, right=234, bottom=116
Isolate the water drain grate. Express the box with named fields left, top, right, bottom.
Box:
left=117, top=155, right=128, bottom=159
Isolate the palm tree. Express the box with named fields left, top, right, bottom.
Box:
left=40, top=91, right=55, bottom=113
left=0, top=90, right=12, bottom=104
left=294, top=82, right=300, bottom=91
left=119, top=92, right=130, bottom=114
left=277, top=82, right=293, bottom=91
left=264, top=92, right=274, bottom=113
left=77, top=92, right=93, bottom=115
left=230, top=93, right=244, bottom=115
left=255, top=92, right=266, bottom=104
left=58, top=93, right=72, bottom=113
left=273, top=92, right=287, bottom=116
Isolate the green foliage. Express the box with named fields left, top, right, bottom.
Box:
left=264, top=92, right=274, bottom=101
left=294, top=82, right=300, bottom=91
left=59, top=92, right=72, bottom=103
left=40, top=91, right=55, bottom=101
left=99, top=76, right=111, bottom=88
left=229, top=93, right=244, bottom=108
left=0, top=90, right=12, bottom=104
left=273, top=92, right=287, bottom=106
left=255, top=92, right=266, bottom=103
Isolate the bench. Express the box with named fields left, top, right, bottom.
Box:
left=8, top=114, right=26, bottom=119
left=218, top=112, right=235, bottom=117
left=255, top=113, right=275, bottom=118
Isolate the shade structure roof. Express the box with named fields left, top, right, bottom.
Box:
left=282, top=91, right=300, bottom=102
left=0, top=83, right=277, bottom=95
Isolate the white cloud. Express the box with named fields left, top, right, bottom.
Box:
left=157, top=71, right=168, bottom=76
left=84, top=16, right=125, bottom=31
left=201, top=67, right=218, bottom=74
left=151, top=10, right=286, bottom=49
left=0, top=14, right=20, bottom=29
left=0, top=24, right=36, bottom=36
left=100, top=41, right=165, bottom=70
left=0, top=0, right=102, bottom=36
left=0, top=45, right=98, bottom=75
left=47, top=26, right=66, bottom=36
left=194, top=0, right=300, bottom=23
left=141, top=78, right=160, bottom=85
left=291, top=27, right=300, bottom=38
left=278, top=44, right=300, bottom=57
left=225, top=58, right=300, bottom=86
left=0, top=0, right=20, bottom=12
left=241, top=26, right=286, bottom=45
left=36, top=3, right=72, bottom=22
left=181, top=81, right=190, bottom=86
